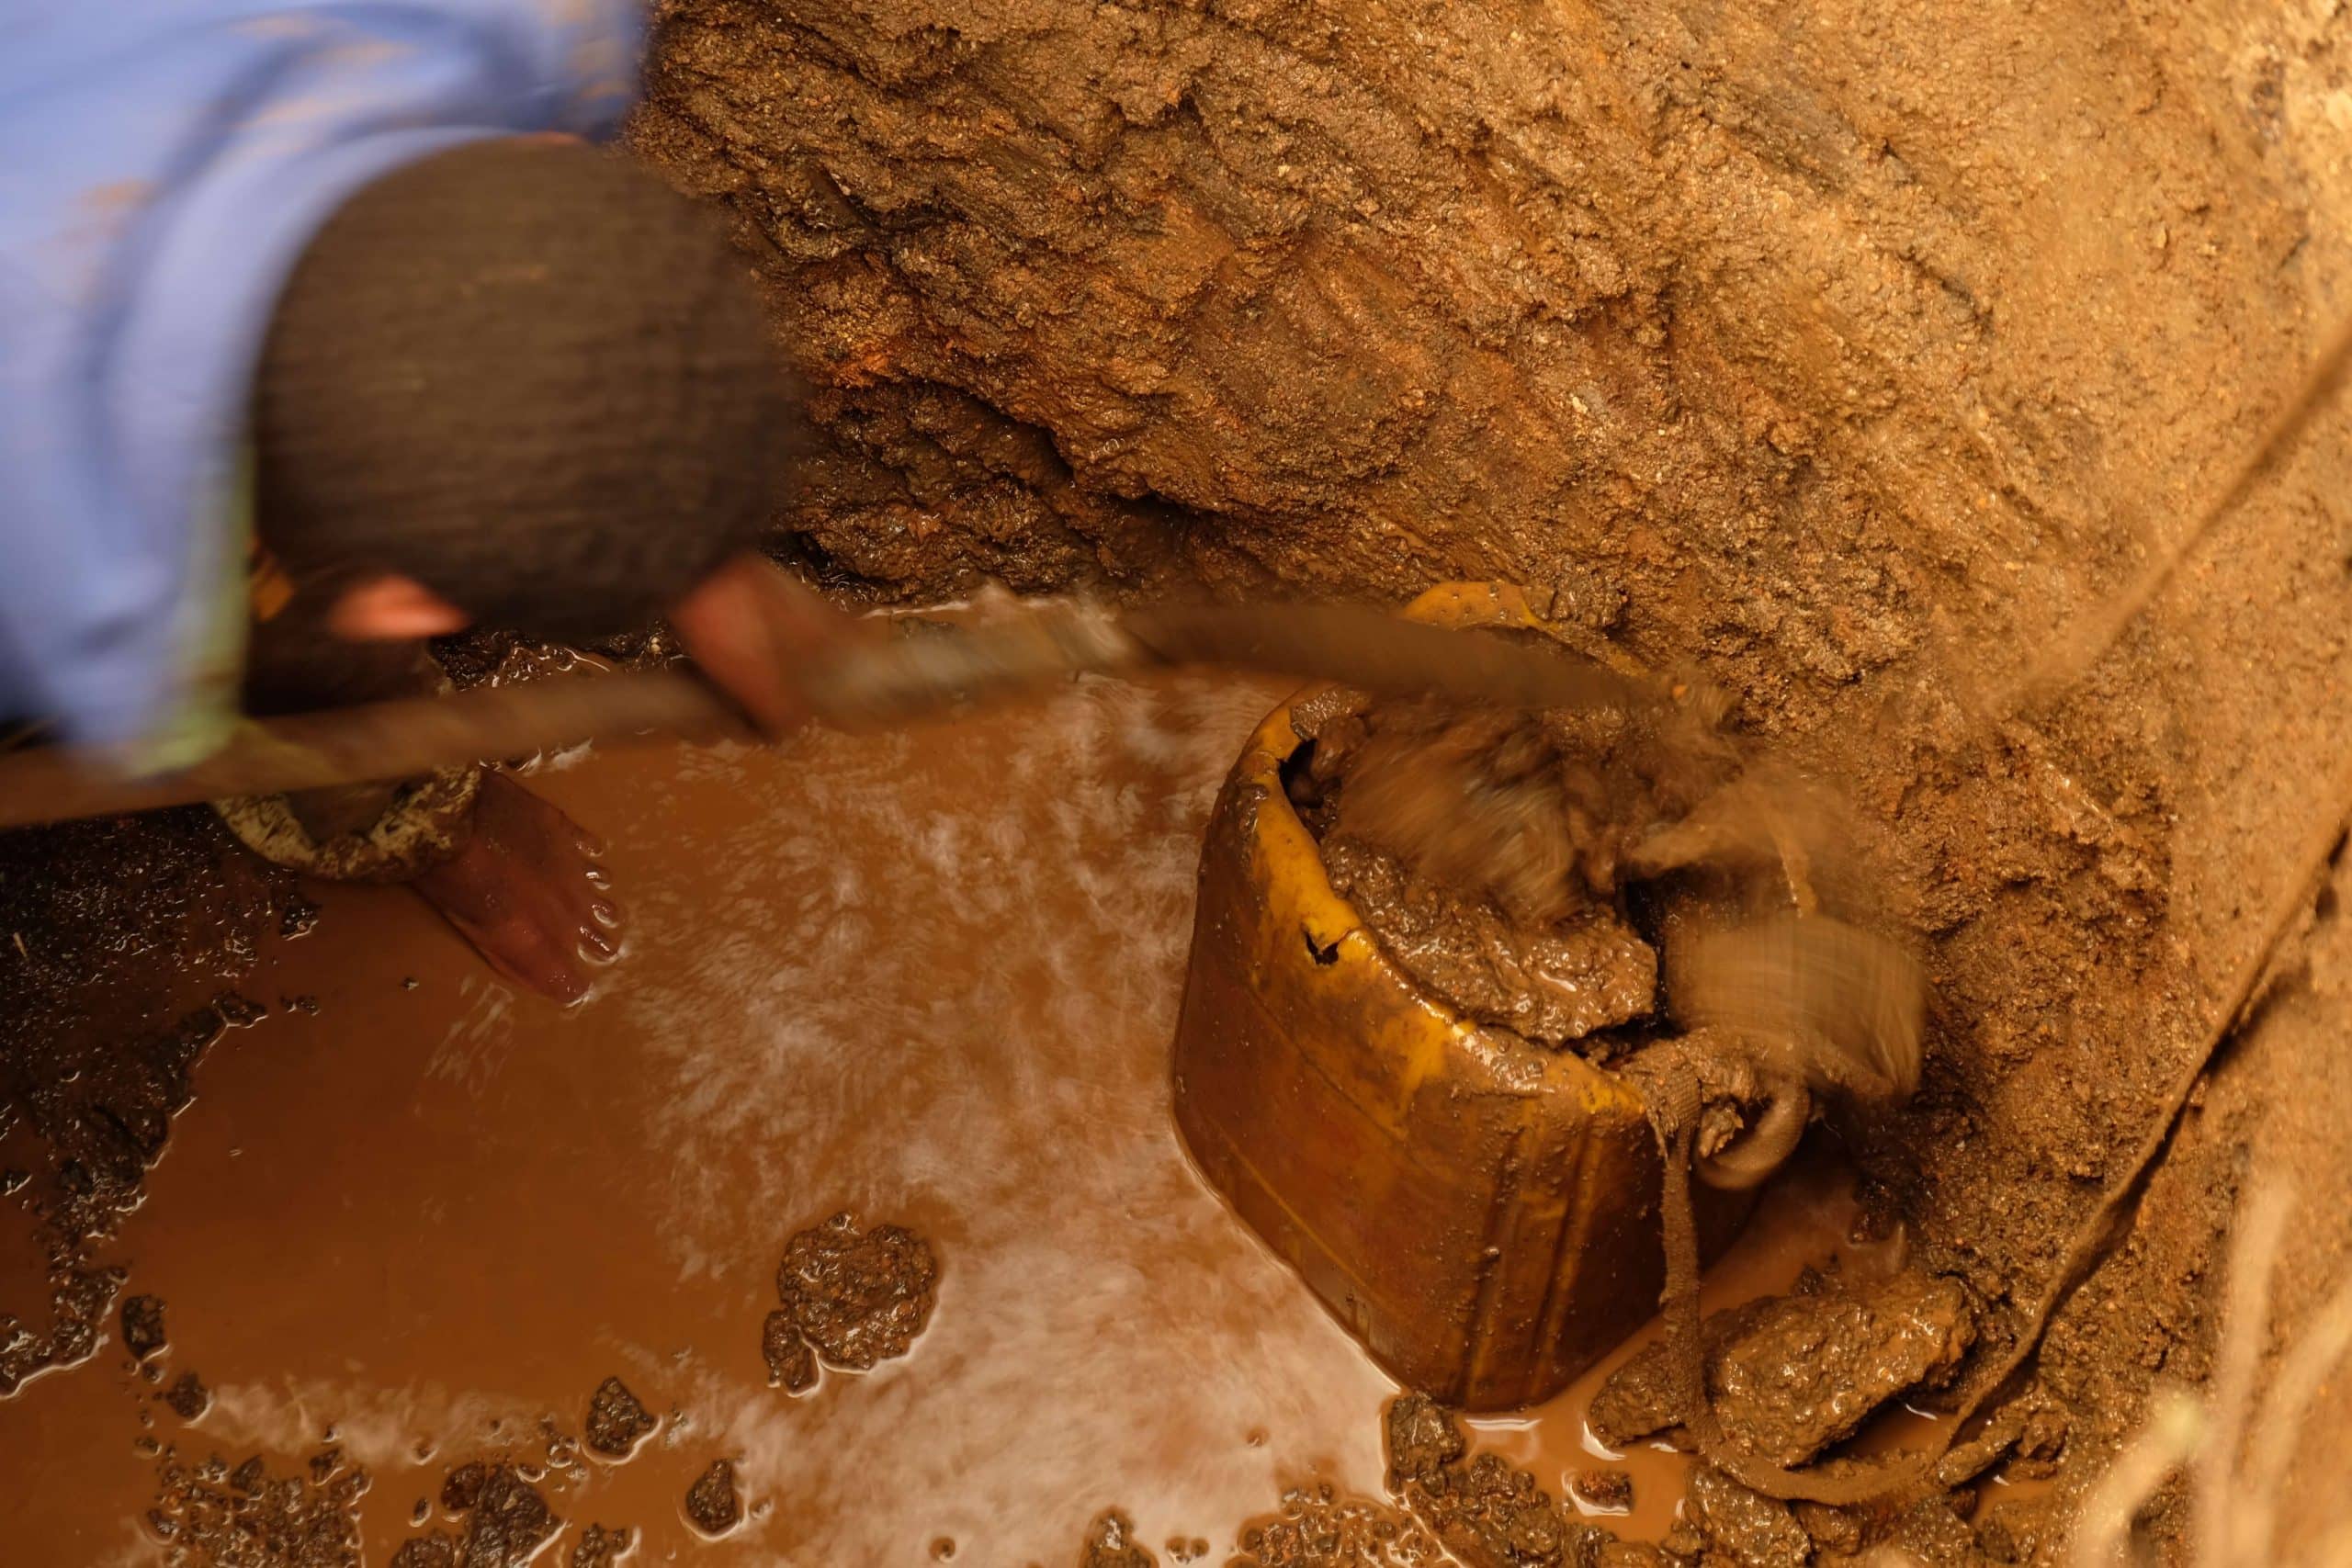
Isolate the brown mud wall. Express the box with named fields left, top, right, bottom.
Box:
left=628, top=0, right=2352, bottom=1524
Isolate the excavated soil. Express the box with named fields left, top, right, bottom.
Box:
left=9, top=0, right=2352, bottom=1560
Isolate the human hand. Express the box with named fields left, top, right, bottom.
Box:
left=667, top=553, right=854, bottom=736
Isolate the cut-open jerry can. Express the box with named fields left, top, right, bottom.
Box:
left=1170, top=584, right=1749, bottom=1411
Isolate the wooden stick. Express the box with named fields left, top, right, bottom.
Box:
left=0, top=670, right=742, bottom=829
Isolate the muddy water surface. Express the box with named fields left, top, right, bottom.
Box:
left=1, top=674, right=1871, bottom=1563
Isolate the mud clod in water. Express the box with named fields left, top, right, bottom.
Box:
left=1566, top=1470, right=1634, bottom=1516
left=569, top=1524, right=632, bottom=1567
left=684, top=1459, right=742, bottom=1538
left=1232, top=1482, right=1442, bottom=1566
left=121, top=1292, right=168, bottom=1359
left=1596, top=1547, right=1674, bottom=1568
left=149, top=1447, right=367, bottom=1567
left=1588, top=1269, right=1977, bottom=1466
left=461, top=1464, right=560, bottom=1566
left=1687, top=1467, right=1809, bottom=1568
left=439, top=1461, right=487, bottom=1513
left=407, top=1461, right=558, bottom=1568
left=1381, top=1393, right=1465, bottom=1486
left=1381, top=1395, right=1610, bottom=1568
left=772, top=1212, right=937, bottom=1372
left=1077, top=1509, right=1157, bottom=1568
left=760, top=1305, right=817, bottom=1392
left=161, top=1372, right=211, bottom=1419
left=582, top=1375, right=655, bottom=1459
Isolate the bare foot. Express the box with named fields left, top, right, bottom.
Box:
left=411, top=773, right=618, bottom=1004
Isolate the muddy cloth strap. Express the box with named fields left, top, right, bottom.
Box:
left=1630, top=1045, right=1944, bottom=1506
left=213, top=653, right=484, bottom=884
left=1630, top=760, right=2352, bottom=1507
left=215, top=761, right=481, bottom=884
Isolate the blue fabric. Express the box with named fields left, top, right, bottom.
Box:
left=0, top=1, right=642, bottom=748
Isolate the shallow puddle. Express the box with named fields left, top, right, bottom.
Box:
left=1, top=671, right=1884, bottom=1563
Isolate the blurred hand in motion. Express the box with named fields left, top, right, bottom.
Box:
left=668, top=553, right=857, bottom=737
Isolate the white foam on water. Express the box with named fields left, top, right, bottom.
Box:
left=593, top=676, right=1394, bottom=1558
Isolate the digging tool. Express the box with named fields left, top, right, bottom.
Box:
left=0, top=592, right=1657, bottom=830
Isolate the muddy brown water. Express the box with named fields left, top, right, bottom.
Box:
left=1, top=675, right=1876, bottom=1563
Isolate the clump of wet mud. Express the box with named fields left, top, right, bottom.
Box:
left=1588, top=1267, right=1980, bottom=1466
left=1231, top=1483, right=1442, bottom=1567
left=764, top=1211, right=937, bottom=1382
left=582, top=1376, right=655, bottom=1459
left=1077, top=1509, right=1158, bottom=1568
left=163, top=1370, right=212, bottom=1422
left=393, top=1461, right=560, bottom=1568
left=683, top=1459, right=742, bottom=1537
left=148, top=1446, right=367, bottom=1568
left=1566, top=1471, right=1634, bottom=1517
left=1287, top=690, right=1737, bottom=1055
left=761, top=1305, right=818, bottom=1392
left=1315, top=694, right=1727, bottom=927
left=1283, top=682, right=1898, bottom=1073
left=1683, top=1466, right=1812, bottom=1567
left=1382, top=1394, right=1613, bottom=1568
left=122, top=1292, right=169, bottom=1359
left=567, top=1523, right=632, bottom=1567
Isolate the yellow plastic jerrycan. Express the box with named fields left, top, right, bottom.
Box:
left=1171, top=583, right=1751, bottom=1411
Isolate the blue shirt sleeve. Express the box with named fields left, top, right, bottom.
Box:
left=0, top=1, right=643, bottom=749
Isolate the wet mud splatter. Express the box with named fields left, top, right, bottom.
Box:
left=1230, top=1483, right=1442, bottom=1567
left=567, top=1522, right=632, bottom=1567
left=164, top=1371, right=213, bottom=1422
left=582, top=1378, right=654, bottom=1460
left=149, top=1446, right=367, bottom=1568
left=768, top=1211, right=937, bottom=1378
left=683, top=1459, right=742, bottom=1538
left=122, top=1292, right=168, bottom=1360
